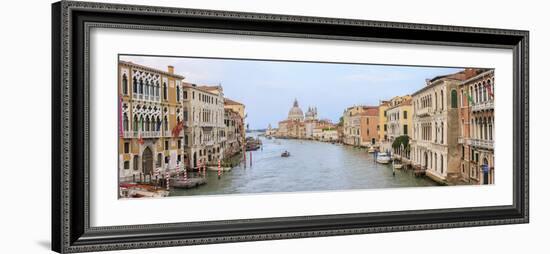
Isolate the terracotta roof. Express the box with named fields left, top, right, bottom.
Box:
left=198, top=85, right=222, bottom=91
left=224, top=98, right=244, bottom=106
left=196, top=85, right=222, bottom=94
left=180, top=82, right=220, bottom=95
left=359, top=108, right=379, bottom=116
left=430, top=68, right=489, bottom=83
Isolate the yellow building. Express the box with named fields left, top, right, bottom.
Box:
left=385, top=95, right=413, bottom=141
left=224, top=98, right=246, bottom=119
left=378, top=100, right=390, bottom=142
left=118, top=61, right=185, bottom=180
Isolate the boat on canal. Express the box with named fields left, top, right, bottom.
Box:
left=281, top=151, right=291, bottom=157
left=367, top=146, right=378, bottom=153
left=376, top=152, right=391, bottom=164
left=245, top=137, right=262, bottom=151
left=393, top=160, right=403, bottom=169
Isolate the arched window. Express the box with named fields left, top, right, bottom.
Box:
left=484, top=117, right=488, bottom=140
left=468, top=86, right=474, bottom=105
left=133, top=155, right=139, bottom=171
left=440, top=90, right=444, bottom=110
left=145, top=117, right=150, bottom=131
left=163, top=82, right=167, bottom=100
left=122, top=74, right=128, bottom=95
left=441, top=122, right=444, bottom=144
left=133, top=76, right=137, bottom=94
left=139, top=116, right=144, bottom=131
left=434, top=123, right=438, bottom=143
left=451, top=90, right=458, bottom=108
left=489, top=117, right=493, bottom=141
left=435, top=154, right=438, bottom=173
left=139, top=78, right=144, bottom=94
left=176, top=86, right=181, bottom=102
left=164, top=116, right=168, bottom=132
left=157, top=153, right=162, bottom=167
left=123, top=113, right=129, bottom=131
left=144, top=80, right=149, bottom=96
left=440, top=154, right=444, bottom=173
left=477, top=84, right=481, bottom=103
left=435, top=92, right=438, bottom=110
left=155, top=82, right=160, bottom=98
left=133, top=115, right=138, bottom=132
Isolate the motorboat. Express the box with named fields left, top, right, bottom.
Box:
left=376, top=152, right=391, bottom=164
left=367, top=146, right=377, bottom=153
left=393, top=161, right=403, bottom=169
left=281, top=151, right=291, bottom=157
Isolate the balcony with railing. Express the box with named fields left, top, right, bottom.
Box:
left=415, top=107, right=433, bottom=117
left=123, top=131, right=162, bottom=139
left=472, top=100, right=494, bottom=112
left=470, top=138, right=494, bottom=149
left=142, top=131, right=161, bottom=138
left=203, top=140, right=215, bottom=146
left=123, top=131, right=136, bottom=139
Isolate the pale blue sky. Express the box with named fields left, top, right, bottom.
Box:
left=120, top=55, right=462, bottom=129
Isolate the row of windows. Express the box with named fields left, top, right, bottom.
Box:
left=121, top=114, right=170, bottom=132
left=414, top=89, right=459, bottom=112
left=386, top=110, right=408, bottom=121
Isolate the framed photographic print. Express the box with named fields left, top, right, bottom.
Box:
left=52, top=1, right=529, bottom=253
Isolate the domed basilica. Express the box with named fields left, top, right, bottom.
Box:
left=287, top=98, right=317, bottom=122
left=288, top=99, right=304, bottom=121
left=274, top=98, right=331, bottom=139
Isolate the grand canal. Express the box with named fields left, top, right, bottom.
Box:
left=171, top=133, right=438, bottom=196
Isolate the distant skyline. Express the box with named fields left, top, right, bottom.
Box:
left=120, top=55, right=463, bottom=129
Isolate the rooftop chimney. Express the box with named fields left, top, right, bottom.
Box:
left=167, top=65, right=174, bottom=74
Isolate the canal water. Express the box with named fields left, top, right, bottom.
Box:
left=171, top=133, right=438, bottom=196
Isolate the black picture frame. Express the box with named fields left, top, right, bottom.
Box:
left=51, top=1, right=529, bottom=253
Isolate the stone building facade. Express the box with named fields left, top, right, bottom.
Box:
left=385, top=95, right=412, bottom=141
left=180, top=84, right=226, bottom=169
left=223, top=108, right=244, bottom=159
left=343, top=106, right=379, bottom=147
left=410, top=69, right=480, bottom=184
left=118, top=61, right=185, bottom=179
left=458, top=69, right=495, bottom=184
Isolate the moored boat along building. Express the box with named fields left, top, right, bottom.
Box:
left=410, top=69, right=482, bottom=184
left=457, top=69, right=494, bottom=184
left=118, top=61, right=186, bottom=179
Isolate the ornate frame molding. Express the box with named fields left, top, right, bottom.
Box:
left=52, top=1, right=529, bottom=253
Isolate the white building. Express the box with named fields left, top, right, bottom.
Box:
left=410, top=70, right=478, bottom=184
left=181, top=84, right=226, bottom=169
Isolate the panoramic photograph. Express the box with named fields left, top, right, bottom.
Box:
left=117, top=55, right=495, bottom=199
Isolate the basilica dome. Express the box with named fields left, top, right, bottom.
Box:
left=288, top=99, right=304, bottom=121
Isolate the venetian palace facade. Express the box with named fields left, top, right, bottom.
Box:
left=458, top=69, right=495, bottom=184
left=118, top=61, right=185, bottom=179
left=410, top=69, right=485, bottom=184
left=118, top=61, right=245, bottom=179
